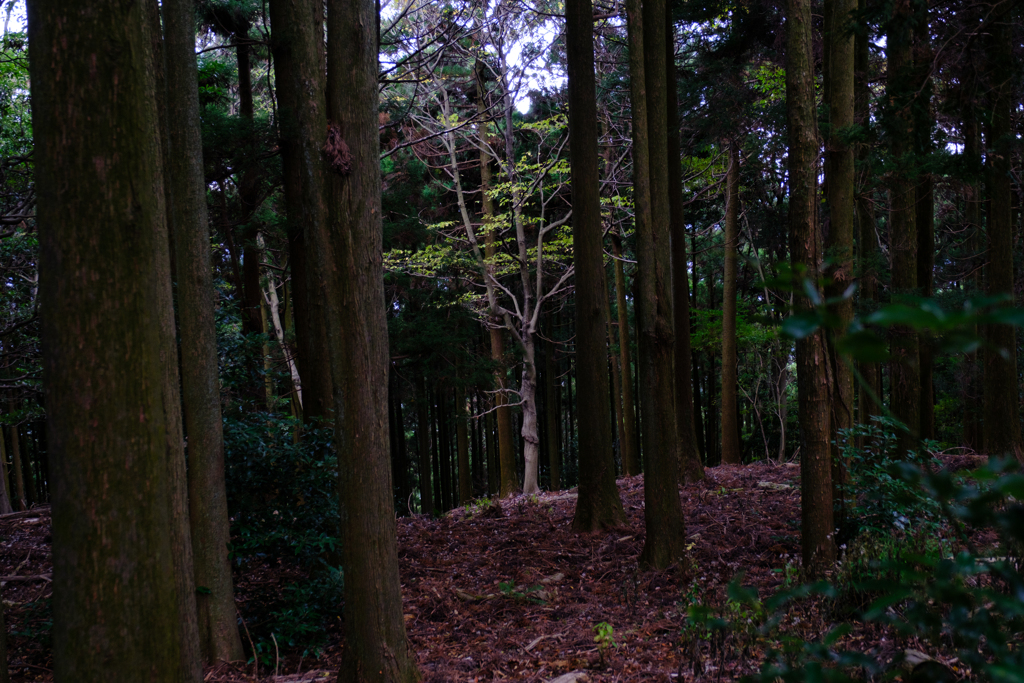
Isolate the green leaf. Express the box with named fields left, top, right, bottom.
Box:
left=781, top=312, right=821, bottom=339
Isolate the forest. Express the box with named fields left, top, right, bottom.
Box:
left=0, top=0, right=1023, bottom=680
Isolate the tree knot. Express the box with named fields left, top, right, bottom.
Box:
left=323, top=121, right=352, bottom=176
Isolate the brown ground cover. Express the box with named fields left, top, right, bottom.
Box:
left=1, top=458, right=985, bottom=682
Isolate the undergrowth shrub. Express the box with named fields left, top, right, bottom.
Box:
left=224, top=412, right=341, bottom=660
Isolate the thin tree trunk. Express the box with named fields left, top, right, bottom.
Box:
left=787, top=0, right=835, bottom=575
left=456, top=384, right=471, bottom=504
left=886, top=0, right=920, bottom=454
left=913, top=3, right=934, bottom=442
left=161, top=0, right=242, bottom=665
left=630, top=0, right=688, bottom=569
left=612, top=233, right=640, bottom=474
left=982, top=4, right=1021, bottom=461
left=269, top=0, right=334, bottom=423
left=667, top=15, right=704, bottom=483
left=566, top=0, right=627, bottom=531
left=720, top=141, right=742, bottom=465
left=962, top=107, right=983, bottom=451
left=605, top=275, right=625, bottom=470
left=545, top=320, right=563, bottom=490
left=476, top=91, right=519, bottom=496
left=824, top=0, right=855, bottom=514
left=30, top=0, right=189, bottom=677
left=0, top=427, right=10, bottom=515
left=320, top=0, right=421, bottom=677
left=416, top=374, right=433, bottom=516
left=854, top=0, right=881, bottom=428
left=7, top=418, right=24, bottom=511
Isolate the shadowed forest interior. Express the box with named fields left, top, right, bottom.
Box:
left=0, top=0, right=1023, bottom=680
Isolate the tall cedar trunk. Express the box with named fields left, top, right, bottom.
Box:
left=886, top=0, right=920, bottom=455
left=487, top=410, right=499, bottom=496
left=667, top=16, right=704, bottom=483
left=269, top=0, right=334, bottom=423
left=854, top=0, right=881, bottom=428
left=457, top=385, right=472, bottom=504
left=0, top=428, right=11, bottom=515
left=8, top=419, right=24, bottom=511
left=472, top=393, right=484, bottom=494
left=604, top=273, right=626, bottom=469
left=416, top=374, right=433, bottom=515
left=320, top=0, right=420, bottom=678
left=160, top=0, right=241, bottom=666
left=824, top=0, right=855, bottom=469
left=691, top=234, right=707, bottom=461
left=30, top=0, right=188, bottom=679
left=962, top=106, right=983, bottom=450
left=566, top=0, right=627, bottom=531
left=478, top=116, right=518, bottom=496
left=438, top=390, right=452, bottom=510
left=629, top=0, right=688, bottom=569
left=396, top=392, right=410, bottom=513
left=431, top=397, right=442, bottom=509
left=787, top=0, right=836, bottom=575
left=913, top=4, right=935, bottom=442
left=147, top=11, right=205, bottom=676
left=237, top=37, right=264, bottom=341
left=612, top=233, right=640, bottom=474
left=720, top=141, right=742, bottom=465
left=545, top=319, right=563, bottom=489
left=982, top=5, right=1021, bottom=461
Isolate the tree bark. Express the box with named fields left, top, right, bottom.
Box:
left=319, top=0, right=421, bottom=678
left=566, top=0, right=627, bottom=532
left=886, top=0, right=920, bottom=455
left=545, top=319, right=563, bottom=490
left=161, top=0, right=244, bottom=665
left=0, top=428, right=11, bottom=515
left=720, top=141, right=742, bottom=465
left=824, top=0, right=855, bottom=466
left=457, top=384, right=472, bottom=504
left=476, top=93, right=519, bottom=496
left=416, top=373, right=433, bottom=516
left=30, top=0, right=189, bottom=679
left=982, top=4, right=1021, bottom=461
left=611, top=233, right=640, bottom=474
left=787, top=0, right=836, bottom=575
left=629, top=0, right=688, bottom=569
left=854, top=0, right=881, bottom=429
left=269, top=0, right=334, bottom=423
left=667, top=17, right=704, bottom=483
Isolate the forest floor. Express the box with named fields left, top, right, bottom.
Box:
left=1, top=456, right=989, bottom=682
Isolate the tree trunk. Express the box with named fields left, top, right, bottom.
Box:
left=519, top=341, right=542, bottom=495
left=913, top=3, right=934, bottom=443
left=270, top=0, right=334, bottom=423
left=667, top=16, right=704, bottom=483
left=787, top=0, right=836, bottom=575
left=824, top=0, right=855, bottom=513
left=456, top=384, right=472, bottom=504
left=479, top=132, right=518, bottom=496
left=982, top=4, right=1021, bottom=461
left=30, top=0, right=189, bottom=678
left=886, top=0, right=920, bottom=455
left=720, top=141, right=742, bottom=465
left=0, top=428, right=11, bottom=515
left=962, top=106, right=983, bottom=451
left=416, top=374, right=433, bottom=516
left=854, top=0, right=881, bottom=430
left=566, top=0, right=627, bottom=531
left=320, top=0, right=421, bottom=677
left=6, top=418, right=23, bottom=511
left=160, top=0, right=244, bottom=665
left=611, top=233, right=640, bottom=474
left=545, top=320, right=563, bottom=490
left=629, top=0, right=688, bottom=569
